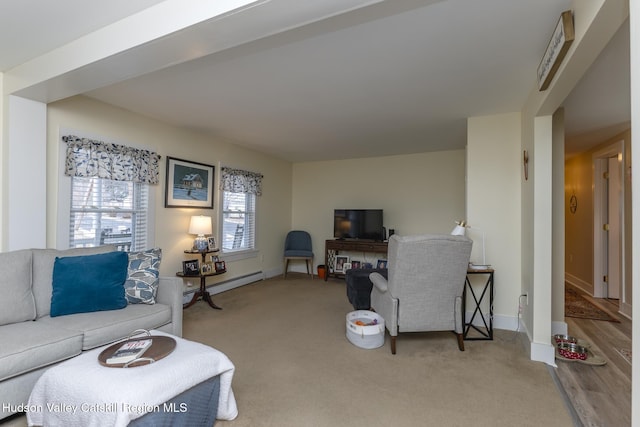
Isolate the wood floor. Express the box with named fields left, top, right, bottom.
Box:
left=554, top=292, right=632, bottom=427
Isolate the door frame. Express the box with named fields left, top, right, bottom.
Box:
left=592, top=141, right=624, bottom=300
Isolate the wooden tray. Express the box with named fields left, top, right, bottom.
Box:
left=98, top=336, right=176, bottom=368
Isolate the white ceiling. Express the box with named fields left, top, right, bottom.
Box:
left=0, top=0, right=630, bottom=162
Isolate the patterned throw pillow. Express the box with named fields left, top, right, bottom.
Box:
left=124, top=248, right=162, bottom=304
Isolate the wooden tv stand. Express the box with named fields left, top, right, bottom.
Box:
left=324, top=239, right=388, bottom=281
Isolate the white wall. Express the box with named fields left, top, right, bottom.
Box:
left=47, top=95, right=293, bottom=283
left=467, top=113, right=521, bottom=331
left=7, top=96, right=47, bottom=250
left=291, top=150, right=466, bottom=272
left=0, top=74, right=4, bottom=249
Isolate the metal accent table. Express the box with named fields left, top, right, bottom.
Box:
left=463, top=268, right=494, bottom=340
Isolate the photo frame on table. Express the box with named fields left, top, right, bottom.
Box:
left=334, top=255, right=350, bottom=273
left=201, top=262, right=213, bottom=274
left=207, top=237, right=217, bottom=251
left=182, top=259, right=200, bottom=276
left=343, top=262, right=352, bottom=272
left=351, top=260, right=361, bottom=269
left=214, top=261, right=226, bottom=272
left=165, top=157, right=214, bottom=208
left=376, top=259, right=388, bottom=269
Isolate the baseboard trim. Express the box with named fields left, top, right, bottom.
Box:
left=464, top=311, right=518, bottom=332
left=564, top=274, right=592, bottom=294
left=531, top=340, right=556, bottom=367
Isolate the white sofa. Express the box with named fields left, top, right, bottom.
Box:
left=0, top=246, right=183, bottom=420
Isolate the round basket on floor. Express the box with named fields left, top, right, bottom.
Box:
left=346, top=310, right=385, bottom=349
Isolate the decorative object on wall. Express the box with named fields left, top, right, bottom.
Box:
left=165, top=157, right=214, bottom=208
left=523, top=150, right=529, bottom=181
left=450, top=220, right=467, bottom=236
left=537, top=10, right=574, bottom=91
left=569, top=193, right=578, bottom=214
left=189, top=215, right=212, bottom=251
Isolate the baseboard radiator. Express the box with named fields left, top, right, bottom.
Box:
left=182, top=271, right=265, bottom=304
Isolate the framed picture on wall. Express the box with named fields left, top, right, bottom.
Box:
left=165, top=157, right=214, bottom=208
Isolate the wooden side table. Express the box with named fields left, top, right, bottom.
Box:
left=463, top=268, right=494, bottom=340
left=178, top=249, right=226, bottom=310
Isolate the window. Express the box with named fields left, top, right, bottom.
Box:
left=69, top=177, right=149, bottom=251
left=221, top=191, right=256, bottom=252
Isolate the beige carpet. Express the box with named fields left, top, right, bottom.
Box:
left=185, top=275, right=572, bottom=427
left=2, top=275, right=573, bottom=427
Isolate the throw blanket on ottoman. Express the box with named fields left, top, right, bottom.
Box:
left=27, top=330, right=237, bottom=427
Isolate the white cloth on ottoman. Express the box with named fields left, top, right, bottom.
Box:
left=27, top=330, right=237, bottom=427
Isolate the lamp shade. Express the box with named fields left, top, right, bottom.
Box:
left=188, top=215, right=212, bottom=236
left=450, top=220, right=467, bottom=236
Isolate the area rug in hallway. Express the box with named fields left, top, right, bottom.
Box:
left=614, top=347, right=632, bottom=365
left=565, top=285, right=620, bottom=322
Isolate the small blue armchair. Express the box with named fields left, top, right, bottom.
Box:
left=283, top=230, right=314, bottom=279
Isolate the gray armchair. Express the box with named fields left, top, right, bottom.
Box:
left=369, top=234, right=472, bottom=354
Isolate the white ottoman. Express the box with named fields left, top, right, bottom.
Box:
left=27, top=331, right=238, bottom=427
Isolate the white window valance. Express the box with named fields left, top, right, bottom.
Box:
left=62, top=135, right=161, bottom=184
left=220, top=167, right=263, bottom=196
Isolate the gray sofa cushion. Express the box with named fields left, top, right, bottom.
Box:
left=39, top=303, right=172, bottom=350
left=0, top=321, right=83, bottom=382
left=32, top=245, right=116, bottom=318
left=0, top=250, right=35, bottom=326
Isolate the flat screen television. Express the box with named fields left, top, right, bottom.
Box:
left=334, top=209, right=384, bottom=241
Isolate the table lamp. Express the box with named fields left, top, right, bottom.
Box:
left=189, top=215, right=212, bottom=251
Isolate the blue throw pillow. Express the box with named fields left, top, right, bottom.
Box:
left=50, top=251, right=129, bottom=317
left=124, top=248, right=162, bottom=304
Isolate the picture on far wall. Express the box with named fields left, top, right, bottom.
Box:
left=165, top=157, right=214, bottom=208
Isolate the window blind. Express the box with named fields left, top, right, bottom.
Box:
left=221, top=191, right=256, bottom=251
left=69, top=177, right=149, bottom=251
